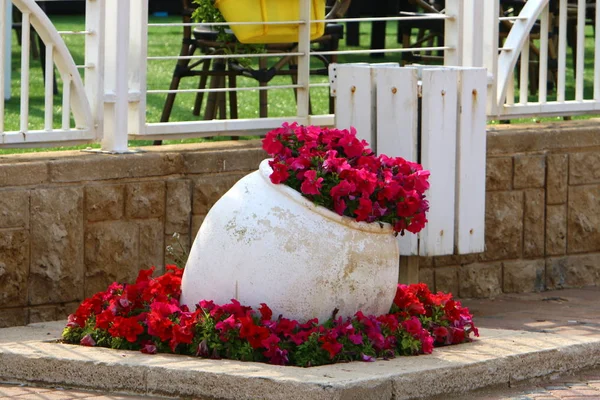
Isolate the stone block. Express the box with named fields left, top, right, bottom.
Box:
left=84, top=221, right=139, bottom=297
left=0, top=308, right=28, bottom=328
left=434, top=267, right=459, bottom=295
left=513, top=155, right=546, bottom=189
left=419, top=268, right=434, bottom=289
left=570, top=152, right=600, bottom=185
left=126, top=181, right=166, bottom=219
left=568, top=185, right=600, bottom=253
left=0, top=190, right=29, bottom=228
left=191, top=215, right=206, bottom=239
left=0, top=230, right=30, bottom=307
left=139, top=220, right=164, bottom=273
left=29, top=188, right=84, bottom=305
left=503, top=259, right=545, bottom=293
left=165, top=180, right=192, bottom=235
left=486, top=157, right=513, bottom=191
left=546, top=154, right=568, bottom=204
left=29, top=305, right=59, bottom=324
left=184, top=148, right=265, bottom=174
left=546, top=254, right=600, bottom=289
left=523, top=189, right=545, bottom=258
left=484, top=191, right=524, bottom=260
left=49, top=153, right=183, bottom=183
left=433, top=254, right=481, bottom=268
left=85, top=184, right=125, bottom=222
left=546, top=204, right=567, bottom=256
left=192, top=173, right=247, bottom=215
left=458, top=263, right=502, bottom=298
left=0, top=162, right=48, bottom=187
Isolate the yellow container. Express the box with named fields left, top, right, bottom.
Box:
left=214, top=0, right=326, bottom=44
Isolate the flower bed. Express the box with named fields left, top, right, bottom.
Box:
left=263, top=123, right=430, bottom=234
left=63, top=266, right=478, bottom=367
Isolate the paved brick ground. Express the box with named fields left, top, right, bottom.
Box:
left=435, top=367, right=600, bottom=400
left=0, top=383, right=173, bottom=399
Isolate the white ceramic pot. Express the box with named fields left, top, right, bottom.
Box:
left=180, top=159, right=400, bottom=322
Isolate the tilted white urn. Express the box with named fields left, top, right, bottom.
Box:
left=180, top=159, right=400, bottom=322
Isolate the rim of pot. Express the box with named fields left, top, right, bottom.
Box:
left=259, top=159, right=395, bottom=235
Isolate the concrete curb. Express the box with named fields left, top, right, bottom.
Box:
left=1, top=321, right=599, bottom=400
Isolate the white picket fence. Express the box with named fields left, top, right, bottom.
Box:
left=334, top=64, right=487, bottom=257
left=1, top=0, right=599, bottom=150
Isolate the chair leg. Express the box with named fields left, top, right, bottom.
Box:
left=204, top=60, right=226, bottom=120
left=229, top=73, right=238, bottom=119
left=193, top=59, right=211, bottom=116
left=259, top=58, right=268, bottom=118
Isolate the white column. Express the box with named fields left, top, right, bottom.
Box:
left=3, top=0, right=11, bottom=101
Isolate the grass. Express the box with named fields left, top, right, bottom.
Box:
left=1, top=14, right=599, bottom=154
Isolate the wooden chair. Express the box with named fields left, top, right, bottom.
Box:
left=160, top=0, right=349, bottom=125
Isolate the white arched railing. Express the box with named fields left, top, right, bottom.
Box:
left=0, top=0, right=96, bottom=145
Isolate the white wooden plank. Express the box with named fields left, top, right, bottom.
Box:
left=419, top=68, right=458, bottom=256
left=444, top=0, right=463, bottom=66
left=1, top=128, right=94, bottom=144
left=375, top=66, right=419, bottom=256
left=454, top=67, right=487, bottom=254
left=334, top=64, right=374, bottom=147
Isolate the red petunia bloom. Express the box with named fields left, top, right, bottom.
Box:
left=300, top=170, right=323, bottom=195
left=108, top=316, right=144, bottom=343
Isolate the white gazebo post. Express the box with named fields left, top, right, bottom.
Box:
left=2, top=0, right=11, bottom=100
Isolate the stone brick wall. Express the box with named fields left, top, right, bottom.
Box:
left=418, top=121, right=600, bottom=297
left=0, top=141, right=265, bottom=327
left=1, top=121, right=599, bottom=327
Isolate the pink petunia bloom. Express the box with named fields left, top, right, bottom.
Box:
left=300, top=170, right=323, bottom=195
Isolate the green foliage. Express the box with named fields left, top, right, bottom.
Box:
left=291, top=333, right=331, bottom=367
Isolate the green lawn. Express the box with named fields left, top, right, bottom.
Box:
left=1, top=15, right=598, bottom=154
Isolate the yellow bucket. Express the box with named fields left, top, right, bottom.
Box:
left=214, top=0, right=326, bottom=44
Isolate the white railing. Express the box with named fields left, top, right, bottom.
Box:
left=2, top=1, right=600, bottom=151
left=0, top=0, right=98, bottom=146
left=484, top=0, right=600, bottom=119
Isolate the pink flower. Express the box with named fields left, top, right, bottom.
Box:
left=354, top=197, right=372, bottom=222
left=80, top=334, right=96, bottom=347
left=269, top=161, right=290, bottom=184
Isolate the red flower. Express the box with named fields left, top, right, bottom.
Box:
left=300, top=170, right=323, bottom=195
left=239, top=317, right=270, bottom=349
left=258, top=303, right=273, bottom=321
left=330, top=180, right=356, bottom=199
left=262, top=131, right=284, bottom=155
left=108, top=316, right=144, bottom=343
left=269, top=161, right=290, bottom=184
left=354, top=198, right=373, bottom=222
